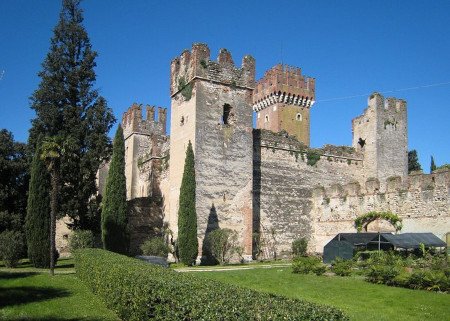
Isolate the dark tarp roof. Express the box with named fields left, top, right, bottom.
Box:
left=331, top=233, right=382, bottom=246
left=374, top=233, right=447, bottom=249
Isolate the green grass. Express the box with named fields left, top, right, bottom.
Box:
left=0, top=258, right=119, bottom=321
left=200, top=267, right=450, bottom=321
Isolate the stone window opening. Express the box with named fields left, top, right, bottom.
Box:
left=265, top=115, right=269, bottom=123
left=296, top=113, right=302, bottom=121
left=180, top=116, right=185, bottom=126
left=358, top=138, right=366, bottom=148
left=222, top=104, right=236, bottom=125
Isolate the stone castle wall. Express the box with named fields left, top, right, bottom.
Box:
left=311, top=169, right=450, bottom=253
left=169, top=44, right=255, bottom=261
left=253, top=129, right=365, bottom=258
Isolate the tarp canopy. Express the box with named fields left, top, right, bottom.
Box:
left=373, top=233, right=447, bottom=249
left=330, top=233, right=381, bottom=246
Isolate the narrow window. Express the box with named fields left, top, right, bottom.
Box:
left=358, top=138, right=366, bottom=148
left=265, top=115, right=269, bottom=123
left=296, top=113, right=302, bottom=121
left=222, top=104, right=235, bottom=125
left=180, top=116, right=185, bottom=126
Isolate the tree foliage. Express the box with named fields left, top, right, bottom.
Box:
left=205, top=228, right=239, bottom=265
left=102, top=125, right=128, bottom=254
left=0, top=129, right=29, bottom=233
left=28, top=0, right=115, bottom=231
left=408, top=150, right=422, bottom=173
left=354, top=211, right=403, bottom=233
left=177, top=141, right=198, bottom=266
left=430, top=156, right=436, bottom=173
left=25, top=144, right=51, bottom=268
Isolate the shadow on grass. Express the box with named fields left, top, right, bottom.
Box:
left=0, top=286, right=70, bottom=308
left=0, top=272, right=38, bottom=280
left=2, top=316, right=104, bottom=321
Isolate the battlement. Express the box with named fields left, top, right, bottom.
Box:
left=256, top=129, right=362, bottom=160
left=122, top=103, right=167, bottom=139
left=170, top=43, right=255, bottom=97
left=352, top=92, right=407, bottom=125
left=313, top=169, right=450, bottom=199
left=253, top=64, right=315, bottom=112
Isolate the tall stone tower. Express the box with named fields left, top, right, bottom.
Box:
left=168, top=43, right=255, bottom=261
left=122, top=103, right=167, bottom=200
left=252, top=64, right=315, bottom=145
left=352, top=93, right=408, bottom=186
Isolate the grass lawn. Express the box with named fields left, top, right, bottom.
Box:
left=0, top=258, right=119, bottom=321
left=200, top=267, right=450, bottom=321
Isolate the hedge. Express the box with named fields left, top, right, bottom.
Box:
left=75, top=249, right=348, bottom=320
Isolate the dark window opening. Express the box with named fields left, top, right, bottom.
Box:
left=222, top=104, right=235, bottom=125
left=358, top=138, right=366, bottom=148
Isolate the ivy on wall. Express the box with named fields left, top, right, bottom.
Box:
left=354, top=211, right=403, bottom=232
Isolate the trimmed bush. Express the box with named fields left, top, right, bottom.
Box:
left=331, top=258, right=353, bottom=277
left=140, top=237, right=169, bottom=257
left=292, top=256, right=321, bottom=274
left=313, top=264, right=327, bottom=276
left=0, top=230, right=25, bottom=267
left=292, top=238, right=308, bottom=257
left=75, top=249, right=348, bottom=320
left=205, top=228, right=238, bottom=265
left=69, top=230, right=95, bottom=252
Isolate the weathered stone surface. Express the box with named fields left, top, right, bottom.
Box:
left=136, top=255, right=168, bottom=268
left=83, top=44, right=449, bottom=263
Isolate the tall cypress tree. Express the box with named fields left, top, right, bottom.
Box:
left=25, top=144, right=51, bottom=268
left=102, top=125, right=128, bottom=254
left=177, top=141, right=198, bottom=266
left=430, top=156, right=437, bottom=173
left=29, top=0, right=115, bottom=231
left=408, top=150, right=422, bottom=173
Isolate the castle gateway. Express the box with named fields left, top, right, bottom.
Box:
left=100, top=43, right=449, bottom=260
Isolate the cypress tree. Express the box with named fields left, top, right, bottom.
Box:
left=430, top=156, right=437, bottom=173
left=25, top=145, right=51, bottom=268
left=102, top=125, right=128, bottom=254
left=177, top=141, right=198, bottom=266
left=29, top=0, right=115, bottom=231
left=408, top=150, right=422, bottom=173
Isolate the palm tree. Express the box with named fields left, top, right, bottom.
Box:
left=40, top=136, right=63, bottom=276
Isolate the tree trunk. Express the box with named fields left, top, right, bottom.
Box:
left=49, top=168, right=59, bottom=276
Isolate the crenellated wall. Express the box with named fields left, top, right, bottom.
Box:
left=169, top=44, right=255, bottom=262
left=311, top=169, right=450, bottom=253
left=253, top=129, right=365, bottom=258
left=352, top=93, right=408, bottom=187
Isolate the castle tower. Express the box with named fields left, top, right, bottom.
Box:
left=252, top=64, right=315, bottom=145
left=122, top=103, right=167, bottom=200
left=168, top=43, right=255, bottom=261
left=352, top=93, right=408, bottom=185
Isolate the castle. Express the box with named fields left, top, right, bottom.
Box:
left=98, top=43, right=449, bottom=260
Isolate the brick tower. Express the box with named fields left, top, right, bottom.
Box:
left=168, top=43, right=255, bottom=262
left=253, top=64, right=315, bottom=145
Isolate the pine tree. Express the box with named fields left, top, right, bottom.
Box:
left=29, top=0, right=115, bottom=231
left=430, top=156, right=437, bottom=173
left=25, top=144, right=51, bottom=268
left=177, top=141, right=198, bottom=266
left=102, top=125, right=128, bottom=254
left=408, top=150, right=422, bottom=173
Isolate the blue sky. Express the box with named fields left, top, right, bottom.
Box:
left=0, top=0, right=449, bottom=170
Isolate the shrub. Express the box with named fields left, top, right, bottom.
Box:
left=75, top=249, right=348, bottom=320
left=140, top=237, right=169, bottom=257
left=205, top=228, right=239, bottom=265
left=366, top=265, right=400, bottom=285
left=331, top=257, right=353, bottom=276
left=69, top=230, right=94, bottom=252
left=313, top=264, right=327, bottom=276
left=0, top=230, right=24, bottom=268
left=292, top=238, right=308, bottom=257
left=292, top=256, right=321, bottom=274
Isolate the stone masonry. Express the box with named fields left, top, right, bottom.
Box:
left=87, top=43, right=449, bottom=261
